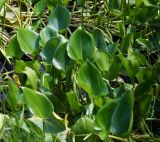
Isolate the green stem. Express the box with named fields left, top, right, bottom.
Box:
left=142, top=119, right=154, bottom=137
left=108, top=135, right=128, bottom=142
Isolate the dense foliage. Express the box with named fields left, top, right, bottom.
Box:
left=0, top=0, right=160, bottom=141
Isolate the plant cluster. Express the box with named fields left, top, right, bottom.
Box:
left=0, top=0, right=160, bottom=142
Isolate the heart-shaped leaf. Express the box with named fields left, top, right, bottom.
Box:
left=17, top=27, right=39, bottom=54
left=94, top=100, right=118, bottom=131
left=67, top=27, right=98, bottom=64
left=92, top=28, right=107, bottom=50
left=72, top=116, right=94, bottom=134
left=94, top=91, right=134, bottom=137
left=22, top=87, right=54, bottom=118
left=6, top=35, right=23, bottom=58
left=96, top=51, right=113, bottom=72
left=110, top=91, right=134, bottom=137
left=41, top=36, right=62, bottom=63
left=77, top=60, right=108, bottom=96
left=34, top=0, right=46, bottom=16
left=40, top=26, right=57, bottom=47
left=48, top=5, right=70, bottom=31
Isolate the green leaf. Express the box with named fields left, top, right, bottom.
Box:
left=22, top=87, right=54, bottom=118
left=94, top=100, right=118, bottom=131
left=6, top=35, right=23, bottom=58
left=119, top=53, right=139, bottom=78
left=14, top=60, right=40, bottom=88
left=67, top=27, right=98, bottom=64
left=77, top=60, right=108, bottom=96
left=72, top=117, right=94, bottom=134
left=92, top=28, right=107, bottom=50
left=134, top=80, right=154, bottom=98
left=52, top=43, right=66, bottom=72
left=0, top=114, right=8, bottom=133
left=107, top=0, right=121, bottom=9
left=134, top=7, right=157, bottom=23
left=40, top=26, right=57, bottom=47
left=17, top=27, right=39, bottom=54
left=120, top=33, right=133, bottom=54
left=136, top=38, right=152, bottom=49
left=128, top=51, right=147, bottom=66
left=77, top=0, right=86, bottom=6
left=48, top=5, right=70, bottom=31
left=44, top=114, right=65, bottom=134
left=94, top=91, right=134, bottom=137
left=110, top=91, right=134, bottom=137
left=6, top=79, right=19, bottom=112
left=23, top=67, right=38, bottom=90
left=143, top=0, right=159, bottom=7
left=72, top=117, right=96, bottom=142
left=15, top=60, right=41, bottom=76
left=41, top=36, right=62, bottom=63
left=25, top=119, right=45, bottom=139
left=34, top=0, right=46, bottom=16
left=136, top=67, right=153, bottom=83
left=105, top=57, right=121, bottom=80
left=0, top=0, right=6, bottom=11
left=66, top=91, right=83, bottom=113
left=135, top=0, right=143, bottom=7
left=40, top=74, right=54, bottom=90
left=46, top=0, right=63, bottom=10
left=96, top=51, right=113, bottom=72
left=116, top=23, right=125, bottom=37
left=139, top=94, right=153, bottom=117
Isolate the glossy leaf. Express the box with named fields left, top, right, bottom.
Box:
left=25, top=119, right=45, bottom=139
left=95, top=91, right=134, bottom=137
left=22, top=87, right=54, bottom=118
left=40, top=26, right=57, bottom=47
left=96, top=51, right=113, bottom=72
left=136, top=38, right=152, bottom=49
left=72, top=117, right=94, bottom=134
left=94, top=100, right=118, bottom=131
left=17, top=27, right=39, bottom=54
left=48, top=5, right=70, bottom=31
left=15, top=60, right=41, bottom=75
left=92, top=28, right=107, bottom=50
left=46, top=0, right=63, bottom=10
left=110, top=91, right=134, bottom=137
left=23, top=67, right=38, bottom=90
left=41, top=36, right=62, bottom=63
left=44, top=114, right=65, bottom=134
left=6, top=35, right=23, bottom=58
left=34, top=0, right=46, bottom=16
left=67, top=27, right=98, bottom=64
left=77, top=60, right=108, bottom=96
left=52, top=43, right=66, bottom=72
